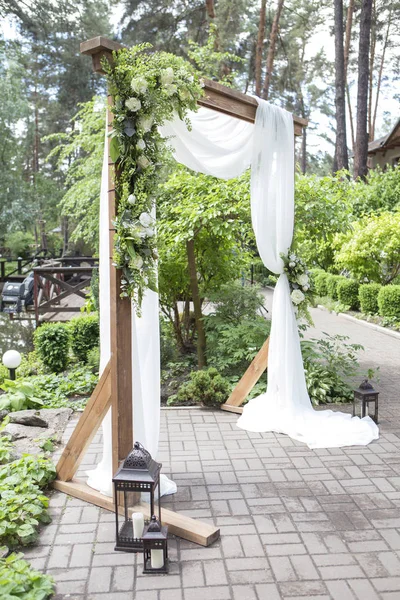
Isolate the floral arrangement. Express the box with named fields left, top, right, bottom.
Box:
left=281, top=252, right=313, bottom=323
left=103, top=44, right=203, bottom=312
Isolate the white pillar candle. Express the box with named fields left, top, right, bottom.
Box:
left=151, top=549, right=164, bottom=569
left=132, top=512, right=144, bottom=539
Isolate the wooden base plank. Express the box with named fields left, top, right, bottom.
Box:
left=220, top=404, right=244, bottom=414
left=53, top=479, right=220, bottom=547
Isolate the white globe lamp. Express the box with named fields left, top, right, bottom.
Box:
left=2, top=350, right=22, bottom=380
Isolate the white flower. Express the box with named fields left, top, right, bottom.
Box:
left=144, top=227, right=155, bottom=237
left=297, top=273, right=309, bottom=287
left=139, top=212, right=153, bottom=227
left=164, top=83, right=177, bottom=96
left=137, top=155, right=151, bottom=169
left=138, top=115, right=153, bottom=132
left=127, top=194, right=136, bottom=205
left=125, top=97, right=141, bottom=112
left=132, top=255, right=143, bottom=269
left=289, top=253, right=296, bottom=261
left=302, top=285, right=309, bottom=291
left=199, top=78, right=205, bottom=88
left=179, top=88, right=191, bottom=101
left=291, top=289, right=305, bottom=305
left=136, top=139, right=146, bottom=151
left=131, top=76, right=148, bottom=95
left=188, top=75, right=194, bottom=83
left=289, top=261, right=296, bottom=268
left=160, top=67, right=174, bottom=85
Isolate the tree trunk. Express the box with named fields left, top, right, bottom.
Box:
left=186, top=238, right=207, bottom=369
left=368, top=0, right=376, bottom=141
left=205, top=0, right=215, bottom=19
left=344, top=0, right=355, bottom=151
left=333, top=0, right=349, bottom=172
left=354, top=0, right=373, bottom=180
left=371, top=7, right=392, bottom=141
left=301, top=127, right=307, bottom=174
left=261, top=0, right=284, bottom=101
left=255, top=0, right=267, bottom=97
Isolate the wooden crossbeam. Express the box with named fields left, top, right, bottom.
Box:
left=53, top=479, right=219, bottom=547
left=221, top=337, right=269, bottom=413
left=57, top=362, right=112, bottom=482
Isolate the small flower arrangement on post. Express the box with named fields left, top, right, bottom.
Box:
left=280, top=252, right=313, bottom=323
left=103, top=44, right=203, bottom=313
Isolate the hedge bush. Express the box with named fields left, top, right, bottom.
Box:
left=359, top=283, right=382, bottom=315
left=337, top=279, right=360, bottom=310
left=314, top=271, right=330, bottom=297
left=68, top=315, right=99, bottom=363
left=378, top=285, right=400, bottom=318
left=173, top=368, right=230, bottom=407
left=326, top=274, right=347, bottom=300
left=34, top=323, right=70, bottom=373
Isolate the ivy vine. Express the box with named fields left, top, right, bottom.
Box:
left=103, top=45, right=203, bottom=312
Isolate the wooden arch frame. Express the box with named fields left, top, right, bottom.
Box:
left=54, top=36, right=307, bottom=547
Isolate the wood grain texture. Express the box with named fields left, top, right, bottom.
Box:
left=56, top=362, right=112, bottom=481
left=52, top=479, right=220, bottom=547
left=223, top=337, right=270, bottom=408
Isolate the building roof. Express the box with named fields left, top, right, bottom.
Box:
left=368, top=117, right=400, bottom=154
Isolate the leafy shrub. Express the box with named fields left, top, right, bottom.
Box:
left=207, top=282, right=267, bottom=325
left=160, top=318, right=179, bottom=368
left=378, top=285, right=400, bottom=318
left=87, top=346, right=100, bottom=371
left=17, top=352, right=45, bottom=379
left=0, top=380, right=43, bottom=412
left=313, top=271, right=329, bottom=297
left=0, top=455, right=55, bottom=548
left=34, top=323, right=70, bottom=373
left=170, top=367, right=230, bottom=407
left=4, top=231, right=35, bottom=259
left=0, top=552, right=54, bottom=599
left=326, top=274, right=347, bottom=300
left=337, top=279, right=359, bottom=310
left=68, top=315, right=99, bottom=363
left=304, top=362, right=353, bottom=405
left=359, top=283, right=382, bottom=315
left=25, top=365, right=98, bottom=410
left=301, top=333, right=363, bottom=379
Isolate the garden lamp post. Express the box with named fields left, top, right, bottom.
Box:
left=2, top=350, right=22, bottom=380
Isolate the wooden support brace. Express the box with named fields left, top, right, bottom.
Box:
left=221, top=337, right=269, bottom=413
left=53, top=479, right=219, bottom=547
left=56, top=362, right=111, bottom=482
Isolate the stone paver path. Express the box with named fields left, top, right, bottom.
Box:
left=23, top=305, right=400, bottom=600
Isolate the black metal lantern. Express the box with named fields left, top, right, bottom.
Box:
left=353, top=379, right=379, bottom=423
left=142, top=515, right=168, bottom=574
left=112, top=442, right=162, bottom=553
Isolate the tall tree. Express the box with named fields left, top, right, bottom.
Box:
left=255, top=0, right=267, bottom=96
left=354, top=0, right=373, bottom=179
left=262, top=0, right=285, bottom=100
left=333, top=0, right=349, bottom=172
left=344, top=0, right=355, bottom=151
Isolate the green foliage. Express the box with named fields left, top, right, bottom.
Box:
left=0, top=455, right=55, bottom=548
left=17, top=352, right=45, bottom=379
left=378, top=285, right=400, bottom=318
left=104, top=45, right=203, bottom=311
left=206, top=283, right=266, bottom=326
left=325, top=274, right=347, bottom=300
left=87, top=346, right=100, bottom=372
left=0, top=380, right=43, bottom=413
left=170, top=368, right=230, bottom=407
left=68, top=315, right=99, bottom=363
left=294, top=171, right=352, bottom=270
left=34, top=324, right=70, bottom=373
left=0, top=552, right=54, bottom=599
left=304, top=362, right=353, bottom=405
left=359, top=283, right=382, bottom=315
left=313, top=271, right=329, bottom=297
left=335, top=211, right=400, bottom=284
left=160, top=319, right=179, bottom=368
left=25, top=365, right=98, bottom=410
left=337, top=279, right=360, bottom=310
left=350, top=164, right=400, bottom=216
left=4, top=231, right=35, bottom=258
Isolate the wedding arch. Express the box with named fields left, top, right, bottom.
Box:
left=54, top=36, right=378, bottom=547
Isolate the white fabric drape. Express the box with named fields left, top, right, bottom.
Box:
left=161, top=101, right=379, bottom=449
left=86, top=121, right=176, bottom=497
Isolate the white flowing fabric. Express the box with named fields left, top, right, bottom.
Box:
left=161, top=101, right=379, bottom=449
left=86, top=123, right=176, bottom=497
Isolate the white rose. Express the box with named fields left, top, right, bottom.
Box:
left=289, top=262, right=296, bottom=268
left=138, top=115, right=153, bottom=132
left=132, top=255, right=143, bottom=269
left=297, top=273, right=309, bottom=287
left=160, top=67, right=174, bottom=85
left=139, top=212, right=153, bottom=227
left=303, top=285, right=309, bottom=291
left=291, top=289, right=305, bottom=305
left=164, top=83, right=177, bottom=96
left=125, top=97, right=141, bottom=112
left=127, top=194, right=136, bottom=205
left=136, top=139, right=146, bottom=150
left=290, top=254, right=296, bottom=261
left=137, top=155, right=151, bottom=169
left=144, top=227, right=155, bottom=237
left=131, top=76, right=148, bottom=95
left=179, top=88, right=191, bottom=101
